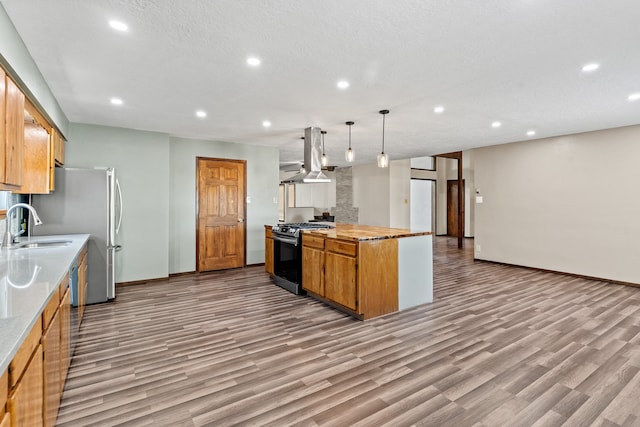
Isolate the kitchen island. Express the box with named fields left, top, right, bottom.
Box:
left=301, top=224, right=433, bottom=320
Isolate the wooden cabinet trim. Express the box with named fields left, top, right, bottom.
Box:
left=0, top=412, right=9, bottom=427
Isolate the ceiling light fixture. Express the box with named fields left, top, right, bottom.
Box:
left=345, top=121, right=355, bottom=162
left=434, top=106, right=445, bottom=114
left=337, top=80, right=350, bottom=89
left=321, top=130, right=328, bottom=167
left=527, top=130, right=536, bottom=137
left=628, top=93, right=640, bottom=102
left=196, top=110, right=207, bottom=118
left=377, top=110, right=390, bottom=168
left=262, top=120, right=271, bottom=127
left=491, top=121, right=501, bottom=128
left=109, top=20, right=128, bottom=32
left=247, top=57, right=261, bottom=66
left=581, top=63, right=600, bottom=72
left=110, top=97, right=123, bottom=105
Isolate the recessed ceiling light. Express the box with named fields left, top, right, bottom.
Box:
left=337, top=80, right=350, bottom=89
left=109, top=20, right=128, bottom=32
left=628, top=93, right=640, bottom=101
left=110, top=97, right=123, bottom=105
left=262, top=120, right=271, bottom=128
left=527, top=130, right=536, bottom=137
left=581, top=63, right=599, bottom=72
left=491, top=121, right=501, bottom=128
left=433, top=106, right=444, bottom=114
left=247, top=57, right=261, bottom=66
left=196, top=110, right=207, bottom=118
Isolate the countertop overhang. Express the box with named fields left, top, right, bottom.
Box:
left=0, top=233, right=90, bottom=373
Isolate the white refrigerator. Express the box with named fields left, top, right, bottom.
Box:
left=32, top=167, right=123, bottom=304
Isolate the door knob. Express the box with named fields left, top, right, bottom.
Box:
left=238, top=218, right=244, bottom=223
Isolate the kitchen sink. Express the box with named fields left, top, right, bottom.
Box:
left=10, top=239, right=73, bottom=250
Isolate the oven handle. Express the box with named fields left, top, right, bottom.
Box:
left=273, top=233, right=299, bottom=246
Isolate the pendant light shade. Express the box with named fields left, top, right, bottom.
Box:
left=321, top=130, right=328, bottom=167
left=377, top=110, right=390, bottom=168
left=345, top=121, right=355, bottom=162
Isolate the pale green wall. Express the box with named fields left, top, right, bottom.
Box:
left=0, top=4, right=68, bottom=136
left=54, top=125, right=280, bottom=281
left=66, top=123, right=171, bottom=282
left=169, top=136, right=279, bottom=274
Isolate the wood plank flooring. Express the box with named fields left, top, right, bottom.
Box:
left=57, top=237, right=640, bottom=426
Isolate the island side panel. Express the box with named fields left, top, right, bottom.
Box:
left=398, top=234, right=433, bottom=310
left=359, top=238, right=399, bottom=319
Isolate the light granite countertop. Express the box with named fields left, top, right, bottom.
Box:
left=0, top=234, right=89, bottom=374
left=305, top=224, right=432, bottom=241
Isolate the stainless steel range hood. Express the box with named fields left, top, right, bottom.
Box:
left=282, top=127, right=331, bottom=183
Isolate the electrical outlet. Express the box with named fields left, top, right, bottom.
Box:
left=476, top=244, right=481, bottom=252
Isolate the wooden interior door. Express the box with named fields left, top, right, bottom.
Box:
left=447, top=179, right=465, bottom=237
left=197, top=158, right=246, bottom=271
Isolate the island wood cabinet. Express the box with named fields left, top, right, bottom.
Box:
left=301, top=234, right=325, bottom=296
left=324, top=239, right=358, bottom=312
left=0, top=69, right=25, bottom=190
left=301, top=232, right=403, bottom=319
left=264, top=227, right=274, bottom=275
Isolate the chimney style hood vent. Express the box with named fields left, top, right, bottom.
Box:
left=282, top=127, right=331, bottom=183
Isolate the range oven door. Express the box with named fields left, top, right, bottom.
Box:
left=272, top=233, right=304, bottom=294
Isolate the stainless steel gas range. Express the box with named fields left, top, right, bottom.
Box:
left=271, top=222, right=334, bottom=295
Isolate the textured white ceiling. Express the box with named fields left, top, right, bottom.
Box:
left=2, top=0, right=639, bottom=167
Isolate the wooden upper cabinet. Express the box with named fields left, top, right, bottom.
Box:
left=1, top=73, right=25, bottom=189
left=52, top=129, right=64, bottom=166
left=17, top=100, right=52, bottom=194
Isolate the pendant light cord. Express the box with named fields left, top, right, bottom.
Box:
left=348, top=124, right=352, bottom=148
left=381, top=114, right=386, bottom=154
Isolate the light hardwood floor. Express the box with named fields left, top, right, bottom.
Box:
left=57, top=237, right=640, bottom=426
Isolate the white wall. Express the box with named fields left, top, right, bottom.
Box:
left=352, top=162, right=390, bottom=227
left=389, top=159, right=411, bottom=228
left=66, top=123, right=170, bottom=282
left=473, top=125, right=640, bottom=284
left=0, top=4, right=68, bottom=136
left=169, top=136, right=279, bottom=274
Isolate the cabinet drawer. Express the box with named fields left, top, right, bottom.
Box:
left=302, top=234, right=325, bottom=250
left=265, top=228, right=273, bottom=238
left=42, top=286, right=60, bottom=330
left=9, top=321, right=42, bottom=387
left=59, top=271, right=70, bottom=302
left=326, top=239, right=357, bottom=257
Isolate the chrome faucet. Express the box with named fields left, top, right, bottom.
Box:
left=2, top=203, right=43, bottom=247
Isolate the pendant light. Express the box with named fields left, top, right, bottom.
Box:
left=321, top=130, right=328, bottom=167
left=377, top=110, right=390, bottom=168
left=345, top=121, right=355, bottom=162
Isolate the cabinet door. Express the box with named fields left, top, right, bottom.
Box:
left=302, top=246, right=324, bottom=296
left=265, top=237, right=274, bottom=275
left=0, top=412, right=10, bottom=427
left=8, top=344, right=43, bottom=427
left=325, top=252, right=357, bottom=311
left=0, top=69, right=5, bottom=185
left=60, top=289, right=71, bottom=390
left=17, top=100, right=51, bottom=194
left=3, top=76, right=25, bottom=187
left=42, top=309, right=61, bottom=427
